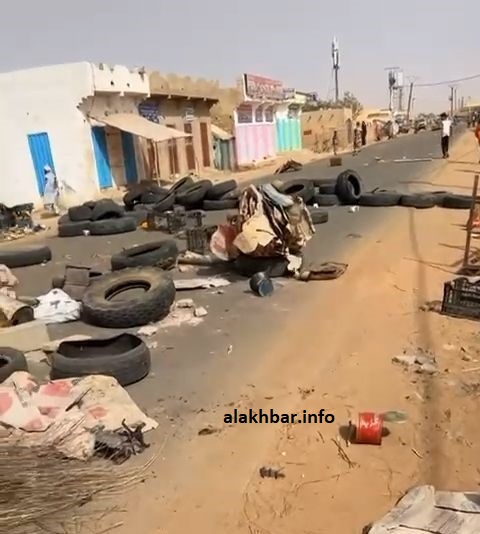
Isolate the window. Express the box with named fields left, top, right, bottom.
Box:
left=264, top=107, right=274, bottom=123
left=237, top=104, right=253, bottom=124
left=255, top=106, right=264, bottom=123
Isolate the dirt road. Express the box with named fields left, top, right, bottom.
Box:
left=77, top=131, right=480, bottom=534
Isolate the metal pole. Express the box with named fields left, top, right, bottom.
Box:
left=334, top=66, right=339, bottom=102
left=406, top=82, right=414, bottom=121
left=450, top=86, right=454, bottom=117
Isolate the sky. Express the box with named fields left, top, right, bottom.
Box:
left=1, top=0, right=480, bottom=113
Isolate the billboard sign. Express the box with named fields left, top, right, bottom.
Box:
left=243, top=74, right=284, bottom=101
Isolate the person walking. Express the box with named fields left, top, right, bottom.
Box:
left=440, top=112, right=452, bottom=158
left=361, top=121, right=367, bottom=146
left=475, top=119, right=480, bottom=163
left=43, top=165, right=60, bottom=215
left=353, top=122, right=362, bottom=155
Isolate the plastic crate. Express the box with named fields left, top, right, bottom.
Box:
left=441, top=277, right=480, bottom=320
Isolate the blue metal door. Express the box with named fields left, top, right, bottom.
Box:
left=27, top=132, right=55, bottom=196
left=91, top=127, right=113, bottom=188
left=121, top=132, right=138, bottom=184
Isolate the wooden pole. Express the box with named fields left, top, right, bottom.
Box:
left=463, top=174, right=479, bottom=270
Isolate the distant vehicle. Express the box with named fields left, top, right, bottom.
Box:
left=414, top=118, right=427, bottom=133
left=398, top=121, right=410, bottom=134
left=430, top=118, right=442, bottom=131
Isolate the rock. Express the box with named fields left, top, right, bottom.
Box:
left=417, top=363, right=437, bottom=375
left=392, top=355, right=417, bottom=366
left=137, top=325, right=158, bottom=337
left=194, top=306, right=208, bottom=318
left=176, top=298, right=195, bottom=309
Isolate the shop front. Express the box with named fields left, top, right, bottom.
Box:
left=233, top=74, right=283, bottom=166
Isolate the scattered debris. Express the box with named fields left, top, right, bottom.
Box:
left=226, top=344, right=233, bottom=356
left=0, top=264, right=18, bottom=298
left=94, top=420, right=150, bottom=464
left=332, top=437, right=357, bottom=466
left=393, top=157, right=433, bottom=163
left=367, top=485, right=480, bottom=534
left=249, top=272, right=274, bottom=297
left=174, top=277, right=231, bottom=291
left=34, top=289, right=81, bottom=324
left=295, top=262, right=348, bottom=281
left=420, top=300, right=442, bottom=312
left=137, top=325, right=158, bottom=337
left=392, top=353, right=438, bottom=374
left=274, top=159, right=302, bottom=174
left=259, top=466, right=285, bottom=479
left=198, top=426, right=222, bottom=436
left=298, top=386, right=315, bottom=399
left=348, top=206, right=359, bottom=213
left=0, top=292, right=34, bottom=327
left=176, top=298, right=195, bottom=308
left=194, top=306, right=208, bottom=318
left=355, top=412, right=383, bottom=445
left=382, top=410, right=408, bottom=423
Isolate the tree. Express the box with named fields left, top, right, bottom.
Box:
left=302, top=91, right=363, bottom=119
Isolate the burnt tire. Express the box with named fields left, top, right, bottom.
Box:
left=50, top=334, right=151, bottom=386
left=206, top=180, right=238, bottom=200
left=83, top=200, right=97, bottom=210
left=123, top=190, right=142, bottom=209
left=335, top=169, right=363, bottom=204
left=308, top=208, right=329, bottom=225
left=358, top=191, right=401, bottom=207
left=141, top=190, right=166, bottom=205
left=280, top=179, right=315, bottom=204
left=233, top=255, right=291, bottom=278
left=312, top=194, right=339, bottom=206
left=169, top=176, right=195, bottom=195
left=317, top=182, right=337, bottom=195
left=58, top=220, right=91, bottom=237
left=442, top=194, right=472, bottom=209
left=152, top=192, right=176, bottom=213
left=91, top=200, right=124, bottom=221
left=0, top=347, right=28, bottom=383
left=203, top=198, right=238, bottom=211
left=176, top=180, right=212, bottom=208
left=82, top=267, right=176, bottom=328
left=89, top=217, right=136, bottom=236
left=399, top=194, right=437, bottom=209
left=111, top=240, right=179, bottom=271
left=221, top=188, right=241, bottom=200
left=68, top=205, right=92, bottom=222
left=0, top=245, right=52, bottom=268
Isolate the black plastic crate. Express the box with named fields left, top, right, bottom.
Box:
left=441, top=277, right=480, bottom=320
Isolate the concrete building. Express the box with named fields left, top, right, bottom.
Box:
left=0, top=62, right=190, bottom=207
left=145, top=72, right=219, bottom=182
left=301, top=108, right=353, bottom=153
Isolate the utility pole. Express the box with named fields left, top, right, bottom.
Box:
left=332, top=37, right=340, bottom=103
left=385, top=67, right=399, bottom=113
left=406, top=81, right=414, bottom=121
left=449, top=86, right=455, bottom=117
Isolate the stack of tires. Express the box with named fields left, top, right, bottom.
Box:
left=58, top=199, right=136, bottom=237
left=122, top=177, right=240, bottom=215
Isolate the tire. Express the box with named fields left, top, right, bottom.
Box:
left=176, top=180, right=212, bottom=208
left=152, top=191, right=176, bottom=213
left=0, top=347, right=28, bottom=383
left=203, top=198, right=238, bottom=211
left=68, top=205, right=92, bottom=222
left=125, top=211, right=148, bottom=226
left=111, top=240, right=179, bottom=271
left=430, top=191, right=449, bottom=206
left=169, top=176, right=195, bottom=195
left=141, top=190, right=166, bottom=205
left=123, top=190, right=142, bottom=209
left=91, top=200, right=124, bottom=221
left=233, top=255, right=291, bottom=278
left=58, top=220, right=91, bottom=237
left=82, top=267, right=176, bottom=328
left=206, top=180, right=238, bottom=200
left=0, top=245, right=52, bottom=268
left=90, top=217, right=136, bottom=236
left=52, top=275, right=65, bottom=289
left=280, top=179, right=315, bottom=204
left=57, top=214, right=70, bottom=225
left=50, top=334, right=151, bottom=386
left=399, top=194, right=437, bottom=209
left=442, top=194, right=472, bottom=209
left=358, top=191, right=401, bottom=207
left=317, top=182, right=337, bottom=195
left=308, top=208, right=329, bottom=224
left=83, top=200, right=97, bottom=210
left=335, top=169, right=364, bottom=204
left=312, top=194, right=339, bottom=206
left=221, top=188, right=241, bottom=200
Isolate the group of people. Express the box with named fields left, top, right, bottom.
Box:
left=353, top=121, right=368, bottom=155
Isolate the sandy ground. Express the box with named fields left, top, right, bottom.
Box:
left=90, top=131, right=480, bottom=534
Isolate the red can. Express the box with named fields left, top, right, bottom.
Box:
left=356, top=412, right=383, bottom=445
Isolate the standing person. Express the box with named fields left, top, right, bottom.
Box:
left=332, top=129, right=338, bottom=155
left=440, top=112, right=452, bottom=158
left=475, top=119, right=480, bottom=163
left=43, top=165, right=60, bottom=215
left=361, top=121, right=367, bottom=146
left=353, top=122, right=362, bottom=155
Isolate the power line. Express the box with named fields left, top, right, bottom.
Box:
left=414, top=72, right=480, bottom=88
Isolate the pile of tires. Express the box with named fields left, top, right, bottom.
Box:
left=58, top=199, right=136, bottom=237
left=122, top=177, right=240, bottom=216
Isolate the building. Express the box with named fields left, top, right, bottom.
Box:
left=0, top=62, right=191, bottom=207
left=301, top=108, right=353, bottom=153
left=145, top=73, right=219, bottom=181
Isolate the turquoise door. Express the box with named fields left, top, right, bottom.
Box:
left=91, top=127, right=113, bottom=188
left=121, top=132, right=138, bottom=184
left=27, top=132, right=55, bottom=195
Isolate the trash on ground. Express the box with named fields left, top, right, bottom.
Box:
left=295, top=262, right=348, bottom=281
left=420, top=300, right=442, bottom=312
left=0, top=264, right=18, bottom=299
left=274, top=159, right=303, bottom=174
left=441, top=277, right=480, bottom=320
left=34, top=289, right=81, bottom=324
left=392, top=353, right=438, bottom=374
left=0, top=371, right=157, bottom=460
left=94, top=420, right=150, bottom=464
left=0, top=292, right=34, bottom=327
left=348, top=206, right=359, bottom=213
left=137, top=325, right=158, bottom=337
left=355, top=412, right=384, bottom=445
left=259, top=466, right=285, bottom=479
left=382, top=410, right=408, bottom=423
left=174, top=277, right=230, bottom=290
left=198, top=426, right=222, bottom=436
left=177, top=250, right=227, bottom=266
left=393, top=157, right=433, bottom=163
left=249, top=272, right=274, bottom=296
left=367, top=485, right=480, bottom=534
left=194, top=306, right=208, bottom=317
left=176, top=298, right=195, bottom=308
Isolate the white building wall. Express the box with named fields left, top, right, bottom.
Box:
left=0, top=62, right=150, bottom=208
